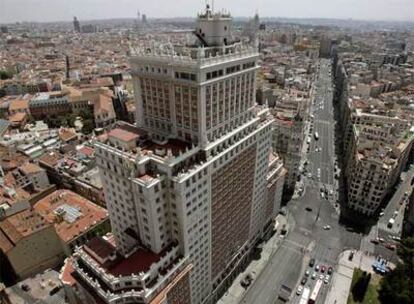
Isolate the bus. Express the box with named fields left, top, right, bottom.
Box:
left=308, top=279, right=323, bottom=304
left=299, top=287, right=310, bottom=304
left=314, top=132, right=319, bottom=140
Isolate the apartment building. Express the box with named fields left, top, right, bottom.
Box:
left=344, top=110, right=414, bottom=216
left=34, top=189, right=109, bottom=255
left=271, top=96, right=309, bottom=190
left=61, top=5, right=284, bottom=304
left=29, top=91, right=71, bottom=120
left=335, top=51, right=414, bottom=217
left=0, top=209, right=64, bottom=281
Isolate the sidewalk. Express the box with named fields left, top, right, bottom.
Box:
left=325, top=250, right=390, bottom=304
left=217, top=215, right=290, bottom=304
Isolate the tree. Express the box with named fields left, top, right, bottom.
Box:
left=82, top=119, right=95, bottom=134
left=352, top=271, right=371, bottom=302
left=379, top=237, right=414, bottom=304
left=0, top=70, right=14, bottom=80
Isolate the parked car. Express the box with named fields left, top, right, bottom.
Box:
left=241, top=274, right=253, bottom=288
left=309, top=258, right=315, bottom=267
left=305, top=207, right=313, bottom=212
left=385, top=243, right=396, bottom=251
left=296, top=285, right=303, bottom=296
left=305, top=270, right=310, bottom=277
left=391, top=236, right=401, bottom=242
left=315, top=265, right=320, bottom=272
left=311, top=272, right=317, bottom=280
left=324, top=275, right=330, bottom=284
left=327, top=267, right=333, bottom=275
left=321, top=266, right=326, bottom=273
left=301, top=277, right=307, bottom=285
left=371, top=239, right=379, bottom=244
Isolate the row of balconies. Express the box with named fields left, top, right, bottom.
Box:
left=74, top=253, right=189, bottom=304
left=74, top=243, right=180, bottom=292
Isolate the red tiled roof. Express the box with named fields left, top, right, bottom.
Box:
left=78, top=146, right=95, bottom=157
left=108, top=128, right=139, bottom=142
left=19, top=162, right=43, bottom=174
left=59, top=128, right=78, bottom=142
left=60, top=258, right=77, bottom=286
left=0, top=229, right=14, bottom=253
left=9, top=99, right=29, bottom=111
left=38, top=152, right=62, bottom=168
left=0, top=209, right=50, bottom=244
left=34, top=190, right=108, bottom=243
left=9, top=112, right=27, bottom=123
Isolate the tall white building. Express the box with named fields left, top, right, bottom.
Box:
left=60, top=5, right=285, bottom=304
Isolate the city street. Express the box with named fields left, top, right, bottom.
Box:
left=241, top=59, right=363, bottom=304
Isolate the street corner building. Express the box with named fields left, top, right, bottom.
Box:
left=60, top=4, right=286, bottom=304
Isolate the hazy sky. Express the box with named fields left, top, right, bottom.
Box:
left=1, top=0, right=413, bottom=23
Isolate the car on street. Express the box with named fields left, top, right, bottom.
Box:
left=305, top=207, right=313, bottom=212
left=371, top=239, right=379, bottom=244
left=323, top=225, right=331, bottom=230
left=309, top=258, right=315, bottom=267
left=348, top=251, right=354, bottom=261
left=311, top=272, right=317, bottom=280
left=307, top=173, right=312, bottom=178
left=379, top=212, right=385, bottom=217
left=327, top=267, right=333, bottom=275
left=385, top=243, right=396, bottom=251
left=324, top=275, right=330, bottom=284
left=301, top=277, right=307, bottom=285
left=296, top=285, right=303, bottom=295
left=391, top=236, right=401, bottom=242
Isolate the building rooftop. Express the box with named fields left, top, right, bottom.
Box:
left=19, top=162, right=43, bottom=175
left=8, top=112, right=27, bottom=123
left=38, top=151, right=63, bottom=168
left=82, top=235, right=166, bottom=276
left=34, top=190, right=108, bottom=243
left=58, top=128, right=78, bottom=142
left=2, top=269, right=67, bottom=304
left=108, top=128, right=140, bottom=143
left=0, top=209, right=50, bottom=253
left=9, top=99, right=29, bottom=111
left=78, top=167, right=102, bottom=189
left=77, top=145, right=95, bottom=157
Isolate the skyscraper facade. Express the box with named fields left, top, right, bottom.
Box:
left=61, top=5, right=285, bottom=304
